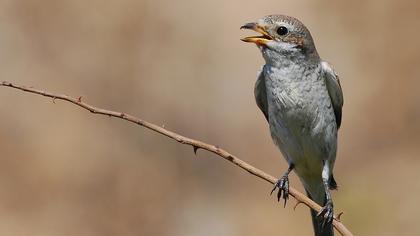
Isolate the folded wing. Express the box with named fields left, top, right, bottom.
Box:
left=254, top=71, right=269, bottom=122
left=322, top=61, right=344, bottom=129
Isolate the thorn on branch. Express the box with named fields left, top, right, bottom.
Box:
left=120, top=112, right=126, bottom=118
left=77, top=96, right=83, bottom=103
left=293, top=201, right=303, bottom=211
left=52, top=97, right=56, bottom=103
left=226, top=155, right=234, bottom=162
left=336, top=212, right=344, bottom=221
left=193, top=146, right=199, bottom=155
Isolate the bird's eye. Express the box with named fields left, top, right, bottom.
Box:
left=276, top=26, right=289, bottom=36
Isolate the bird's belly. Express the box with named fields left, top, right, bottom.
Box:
left=267, top=92, right=337, bottom=177
left=263, top=64, right=337, bottom=177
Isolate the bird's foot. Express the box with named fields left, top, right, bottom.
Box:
left=270, top=175, right=289, bottom=207
left=317, top=200, right=334, bottom=229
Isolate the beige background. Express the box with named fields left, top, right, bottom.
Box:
left=0, top=0, right=419, bottom=235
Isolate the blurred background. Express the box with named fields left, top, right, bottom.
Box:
left=0, top=0, right=419, bottom=235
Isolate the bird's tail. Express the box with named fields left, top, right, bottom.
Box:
left=305, top=185, right=334, bottom=236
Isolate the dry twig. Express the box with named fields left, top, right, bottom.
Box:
left=0, top=81, right=353, bottom=236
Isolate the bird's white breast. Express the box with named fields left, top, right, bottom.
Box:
left=263, top=63, right=337, bottom=177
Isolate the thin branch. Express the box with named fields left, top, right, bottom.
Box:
left=0, top=81, right=353, bottom=236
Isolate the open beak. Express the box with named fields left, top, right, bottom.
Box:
left=240, top=22, right=273, bottom=45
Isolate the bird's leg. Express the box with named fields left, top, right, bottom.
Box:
left=317, top=160, right=334, bottom=229
left=271, top=163, right=294, bottom=207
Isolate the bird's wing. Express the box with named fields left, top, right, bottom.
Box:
left=254, top=70, right=269, bottom=122
left=321, top=61, right=344, bottom=129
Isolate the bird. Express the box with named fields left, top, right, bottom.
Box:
left=240, top=15, right=343, bottom=236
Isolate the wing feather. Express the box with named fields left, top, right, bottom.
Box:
left=322, top=61, right=344, bottom=129
left=254, top=71, right=269, bottom=122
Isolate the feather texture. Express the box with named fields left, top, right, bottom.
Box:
left=322, top=61, right=344, bottom=129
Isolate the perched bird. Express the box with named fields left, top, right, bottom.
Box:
left=241, top=15, right=343, bottom=236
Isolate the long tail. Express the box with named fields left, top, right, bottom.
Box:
left=305, top=189, right=334, bottom=236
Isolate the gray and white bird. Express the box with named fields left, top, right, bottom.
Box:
left=241, top=15, right=343, bottom=236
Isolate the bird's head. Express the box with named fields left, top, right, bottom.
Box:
left=241, top=15, right=319, bottom=66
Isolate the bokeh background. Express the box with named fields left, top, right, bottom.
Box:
left=0, top=0, right=419, bottom=235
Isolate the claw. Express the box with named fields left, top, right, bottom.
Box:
left=270, top=176, right=290, bottom=207
left=317, top=201, right=334, bottom=230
